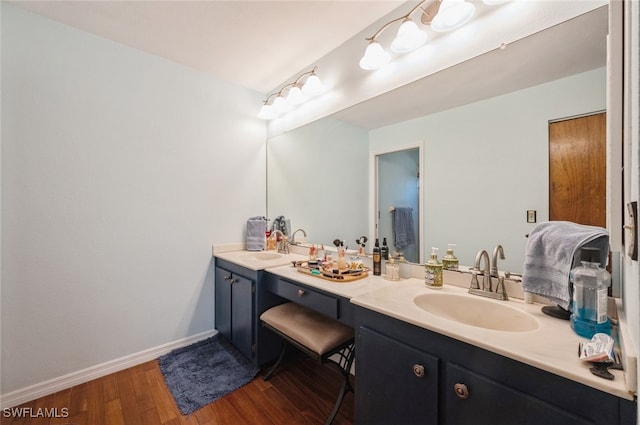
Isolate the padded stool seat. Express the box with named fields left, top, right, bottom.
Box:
left=260, top=302, right=354, bottom=355
left=260, top=302, right=355, bottom=425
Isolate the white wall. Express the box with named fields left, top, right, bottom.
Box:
left=369, top=68, right=606, bottom=273
left=1, top=4, right=265, bottom=395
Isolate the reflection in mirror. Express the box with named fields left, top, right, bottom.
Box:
left=376, top=147, right=421, bottom=263
left=267, top=7, right=607, bottom=273
left=369, top=67, right=605, bottom=273
left=267, top=117, right=368, bottom=250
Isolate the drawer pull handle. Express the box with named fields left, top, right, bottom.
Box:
left=412, top=364, right=425, bottom=378
left=297, top=289, right=305, bottom=297
left=454, top=383, right=469, bottom=399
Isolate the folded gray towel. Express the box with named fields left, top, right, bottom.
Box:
left=246, top=216, right=266, bottom=251
left=521, top=221, right=609, bottom=310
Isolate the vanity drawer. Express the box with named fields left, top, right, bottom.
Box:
left=273, top=278, right=339, bottom=319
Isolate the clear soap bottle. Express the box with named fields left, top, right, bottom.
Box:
left=570, top=247, right=611, bottom=338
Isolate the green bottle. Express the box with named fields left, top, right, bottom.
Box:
left=425, top=247, right=443, bottom=288
left=442, top=244, right=459, bottom=271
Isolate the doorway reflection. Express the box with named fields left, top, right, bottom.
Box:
left=376, top=148, right=420, bottom=263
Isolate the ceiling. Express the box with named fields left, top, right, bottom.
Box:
left=8, top=1, right=608, bottom=130
left=8, top=0, right=406, bottom=94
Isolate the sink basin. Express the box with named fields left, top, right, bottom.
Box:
left=243, top=252, right=283, bottom=261
left=413, top=293, right=539, bottom=332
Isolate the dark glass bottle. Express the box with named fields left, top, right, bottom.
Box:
left=373, top=238, right=381, bottom=276
left=381, top=237, right=389, bottom=260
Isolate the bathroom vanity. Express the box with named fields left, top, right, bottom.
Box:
left=213, top=248, right=637, bottom=424
left=354, top=305, right=635, bottom=425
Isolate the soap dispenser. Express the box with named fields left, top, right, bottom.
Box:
left=570, top=247, right=611, bottom=338
left=425, top=247, right=443, bottom=288
left=442, top=244, right=459, bottom=271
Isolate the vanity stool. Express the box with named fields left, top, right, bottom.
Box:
left=260, top=302, right=355, bottom=425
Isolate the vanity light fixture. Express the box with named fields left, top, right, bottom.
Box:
left=257, top=67, right=327, bottom=120
left=360, top=0, right=508, bottom=70
left=360, top=0, right=430, bottom=70
left=430, top=0, right=476, bottom=33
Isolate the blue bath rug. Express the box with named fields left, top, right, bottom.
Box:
left=158, top=334, right=259, bottom=415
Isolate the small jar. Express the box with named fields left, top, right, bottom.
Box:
left=385, top=260, right=400, bottom=281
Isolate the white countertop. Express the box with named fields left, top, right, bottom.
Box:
left=214, top=249, right=308, bottom=271
left=213, top=248, right=634, bottom=400
left=350, top=279, right=635, bottom=400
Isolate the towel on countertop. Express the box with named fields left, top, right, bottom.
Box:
left=521, top=221, right=609, bottom=310
left=246, top=216, right=267, bottom=251
left=392, top=207, right=416, bottom=249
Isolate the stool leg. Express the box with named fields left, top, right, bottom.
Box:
left=325, top=344, right=355, bottom=425
left=263, top=341, right=287, bottom=381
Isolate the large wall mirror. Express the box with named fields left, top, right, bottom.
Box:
left=267, top=6, right=608, bottom=273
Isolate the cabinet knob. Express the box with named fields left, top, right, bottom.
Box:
left=224, top=274, right=232, bottom=281
left=454, top=383, right=469, bottom=399
left=412, top=364, right=425, bottom=378
left=297, top=289, right=305, bottom=297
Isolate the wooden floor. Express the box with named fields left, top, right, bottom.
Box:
left=3, top=350, right=354, bottom=425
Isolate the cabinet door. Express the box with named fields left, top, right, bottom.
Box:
left=446, top=363, right=593, bottom=425
left=356, top=327, right=439, bottom=425
left=214, top=266, right=232, bottom=341
left=231, top=274, right=254, bottom=360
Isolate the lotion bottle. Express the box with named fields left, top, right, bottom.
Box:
left=425, top=247, right=443, bottom=288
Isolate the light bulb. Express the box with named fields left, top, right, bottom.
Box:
left=391, top=20, right=428, bottom=54
left=286, top=85, right=308, bottom=105
left=271, top=95, right=291, bottom=116
left=359, top=41, right=390, bottom=70
left=257, top=104, right=276, bottom=120
left=431, top=0, right=475, bottom=32
left=301, top=74, right=326, bottom=97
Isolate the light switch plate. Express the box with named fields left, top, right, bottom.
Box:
left=526, top=210, right=536, bottom=223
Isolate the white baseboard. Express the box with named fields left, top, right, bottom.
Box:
left=0, top=329, right=218, bottom=409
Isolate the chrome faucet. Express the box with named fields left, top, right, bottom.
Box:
left=470, top=249, right=491, bottom=291
left=491, top=244, right=505, bottom=277
left=291, top=228, right=307, bottom=245
left=469, top=247, right=508, bottom=301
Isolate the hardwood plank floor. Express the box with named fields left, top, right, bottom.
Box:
left=3, top=350, right=354, bottom=425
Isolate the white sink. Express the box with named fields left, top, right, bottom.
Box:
left=242, top=252, right=283, bottom=261
left=413, top=293, right=539, bottom=332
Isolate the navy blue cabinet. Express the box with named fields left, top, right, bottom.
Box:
left=214, top=262, right=255, bottom=361
left=354, top=305, right=637, bottom=425
left=356, top=326, right=439, bottom=425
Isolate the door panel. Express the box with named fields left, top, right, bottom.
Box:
left=549, top=113, right=606, bottom=227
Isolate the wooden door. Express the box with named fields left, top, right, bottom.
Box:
left=549, top=113, right=606, bottom=227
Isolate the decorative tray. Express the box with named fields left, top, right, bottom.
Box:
left=292, top=261, right=370, bottom=283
